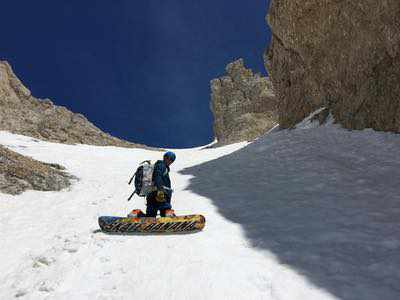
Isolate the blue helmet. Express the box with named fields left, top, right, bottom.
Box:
left=164, top=151, right=176, bottom=162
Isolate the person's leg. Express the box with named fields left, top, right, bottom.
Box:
left=146, top=203, right=158, bottom=217
left=146, top=193, right=159, bottom=217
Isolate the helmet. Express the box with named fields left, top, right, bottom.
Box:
left=163, top=151, right=176, bottom=162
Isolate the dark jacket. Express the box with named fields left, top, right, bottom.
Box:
left=152, top=160, right=171, bottom=192
left=146, top=160, right=172, bottom=208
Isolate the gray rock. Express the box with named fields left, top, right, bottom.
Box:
left=265, top=1, right=400, bottom=131
left=0, top=145, right=75, bottom=195
left=210, top=59, right=278, bottom=146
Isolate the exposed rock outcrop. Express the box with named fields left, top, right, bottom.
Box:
left=210, top=59, right=278, bottom=145
left=0, top=145, right=75, bottom=195
left=0, top=61, right=150, bottom=148
left=265, top=1, right=400, bottom=131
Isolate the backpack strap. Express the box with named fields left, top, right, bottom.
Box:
left=127, top=190, right=136, bottom=201
left=128, top=172, right=136, bottom=185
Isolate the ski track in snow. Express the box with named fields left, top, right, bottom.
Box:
left=1, top=124, right=398, bottom=300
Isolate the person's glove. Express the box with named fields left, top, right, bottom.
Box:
left=155, top=190, right=166, bottom=202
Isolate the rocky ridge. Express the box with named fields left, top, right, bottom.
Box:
left=0, top=60, right=155, bottom=195
left=210, top=59, right=278, bottom=145
left=0, top=61, right=150, bottom=148
left=265, top=1, right=400, bottom=131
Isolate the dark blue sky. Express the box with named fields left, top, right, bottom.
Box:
left=1, top=1, right=271, bottom=148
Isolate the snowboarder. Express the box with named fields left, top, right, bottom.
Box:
left=145, top=151, right=176, bottom=217
left=101, top=151, right=206, bottom=233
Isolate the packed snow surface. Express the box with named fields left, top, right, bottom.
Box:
left=1, top=122, right=399, bottom=300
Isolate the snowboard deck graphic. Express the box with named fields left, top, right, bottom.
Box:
left=98, top=214, right=206, bottom=234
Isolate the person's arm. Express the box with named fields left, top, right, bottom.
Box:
left=153, top=161, right=164, bottom=190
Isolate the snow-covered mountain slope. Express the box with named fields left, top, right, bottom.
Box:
left=1, top=123, right=399, bottom=299
left=181, top=123, right=400, bottom=300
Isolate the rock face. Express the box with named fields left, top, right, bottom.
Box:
left=0, top=61, right=148, bottom=148
left=210, top=59, right=278, bottom=145
left=0, top=145, right=75, bottom=195
left=266, top=1, right=400, bottom=131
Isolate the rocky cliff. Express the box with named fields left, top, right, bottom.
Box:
left=265, top=1, right=400, bottom=131
left=210, top=59, right=277, bottom=145
left=0, top=61, right=149, bottom=148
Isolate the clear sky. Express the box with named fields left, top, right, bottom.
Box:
left=1, top=1, right=271, bottom=148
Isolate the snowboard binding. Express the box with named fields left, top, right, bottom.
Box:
left=163, top=209, right=176, bottom=217
left=127, top=209, right=146, bottom=218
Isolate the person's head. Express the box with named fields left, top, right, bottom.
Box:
left=163, top=151, right=176, bottom=166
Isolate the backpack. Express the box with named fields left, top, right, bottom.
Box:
left=128, top=160, right=155, bottom=200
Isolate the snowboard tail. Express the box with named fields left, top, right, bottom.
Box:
left=98, top=214, right=205, bottom=234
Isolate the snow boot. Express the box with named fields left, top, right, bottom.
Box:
left=163, top=209, right=176, bottom=217
left=127, top=209, right=145, bottom=218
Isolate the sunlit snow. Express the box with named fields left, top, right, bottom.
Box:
left=1, top=118, right=399, bottom=299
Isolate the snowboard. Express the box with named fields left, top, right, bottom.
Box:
left=98, top=214, right=206, bottom=234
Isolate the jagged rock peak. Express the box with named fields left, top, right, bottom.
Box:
left=210, top=59, right=278, bottom=146
left=0, top=61, right=32, bottom=100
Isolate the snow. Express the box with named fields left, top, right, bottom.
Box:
left=1, top=120, right=400, bottom=299
left=181, top=122, right=400, bottom=300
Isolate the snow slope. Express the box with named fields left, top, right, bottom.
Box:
left=181, top=121, right=400, bottom=300
left=1, top=121, right=399, bottom=299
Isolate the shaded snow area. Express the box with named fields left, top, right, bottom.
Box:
left=1, top=123, right=399, bottom=300
left=182, top=125, right=400, bottom=300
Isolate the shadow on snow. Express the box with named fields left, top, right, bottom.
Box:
left=180, top=126, right=400, bottom=300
